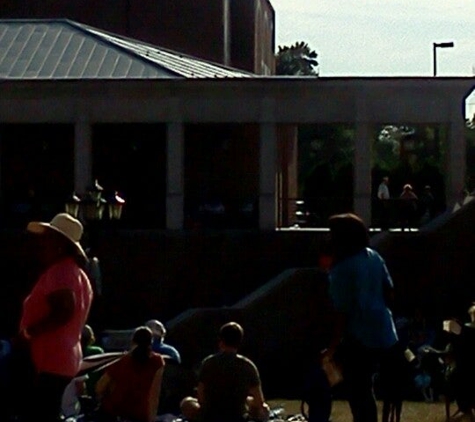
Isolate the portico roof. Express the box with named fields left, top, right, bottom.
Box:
left=0, top=19, right=255, bottom=80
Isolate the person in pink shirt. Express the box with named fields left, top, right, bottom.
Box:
left=17, top=213, right=93, bottom=421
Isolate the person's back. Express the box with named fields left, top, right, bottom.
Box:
left=99, top=353, right=164, bottom=420
left=145, top=319, right=181, bottom=364
left=419, top=187, right=434, bottom=215
left=199, top=351, right=260, bottom=422
left=180, top=322, right=268, bottom=422
left=378, top=178, right=390, bottom=200
left=96, top=326, right=165, bottom=422
left=329, top=247, right=397, bottom=349
left=326, top=213, right=398, bottom=422
left=153, top=341, right=181, bottom=364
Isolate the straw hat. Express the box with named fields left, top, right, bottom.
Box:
left=27, top=213, right=86, bottom=259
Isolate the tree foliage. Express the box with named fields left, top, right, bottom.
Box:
left=298, top=124, right=354, bottom=223
left=374, top=125, right=414, bottom=171
left=275, top=41, right=319, bottom=76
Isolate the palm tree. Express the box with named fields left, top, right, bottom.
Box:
left=275, top=41, right=319, bottom=76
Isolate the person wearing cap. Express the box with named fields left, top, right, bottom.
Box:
left=145, top=319, right=181, bottom=364
left=15, top=212, right=93, bottom=421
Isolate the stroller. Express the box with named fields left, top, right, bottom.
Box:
left=64, top=351, right=127, bottom=421
left=2, top=343, right=124, bottom=422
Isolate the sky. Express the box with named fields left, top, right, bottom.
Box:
left=270, top=0, right=475, bottom=116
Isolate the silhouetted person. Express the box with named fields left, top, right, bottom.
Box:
left=377, top=177, right=391, bottom=229
left=323, top=213, right=398, bottom=422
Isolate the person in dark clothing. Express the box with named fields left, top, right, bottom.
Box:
left=301, top=360, right=333, bottom=422
left=398, top=184, right=418, bottom=230
left=378, top=344, right=416, bottom=422
left=419, top=185, right=435, bottom=225
left=449, top=305, right=475, bottom=417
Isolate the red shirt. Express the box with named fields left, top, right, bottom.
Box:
left=101, top=352, right=165, bottom=422
left=20, top=257, right=93, bottom=377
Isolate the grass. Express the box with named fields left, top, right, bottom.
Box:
left=267, top=399, right=454, bottom=422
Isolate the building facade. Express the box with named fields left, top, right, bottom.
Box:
left=0, top=0, right=275, bottom=74
left=0, top=20, right=473, bottom=231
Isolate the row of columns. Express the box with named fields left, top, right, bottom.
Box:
left=353, top=96, right=467, bottom=226
left=163, top=121, right=278, bottom=230
left=73, top=120, right=278, bottom=230
left=72, top=110, right=466, bottom=230
left=447, top=98, right=467, bottom=210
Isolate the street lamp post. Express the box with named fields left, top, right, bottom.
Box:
left=82, top=180, right=107, bottom=222
left=64, top=180, right=126, bottom=245
left=433, top=41, right=454, bottom=77
left=63, top=181, right=125, bottom=331
left=65, top=192, right=81, bottom=219
left=107, top=191, right=126, bottom=220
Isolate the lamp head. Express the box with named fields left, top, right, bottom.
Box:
left=434, top=42, right=454, bottom=48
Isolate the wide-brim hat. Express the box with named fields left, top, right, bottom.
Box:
left=27, top=212, right=87, bottom=259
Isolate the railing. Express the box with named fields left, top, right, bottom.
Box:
left=279, top=196, right=354, bottom=228
left=280, top=197, right=440, bottom=229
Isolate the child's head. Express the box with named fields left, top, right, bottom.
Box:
left=468, top=304, right=475, bottom=322
left=180, top=397, right=200, bottom=420
left=81, top=324, right=95, bottom=349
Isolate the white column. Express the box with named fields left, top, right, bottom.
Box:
left=354, top=97, right=372, bottom=226
left=446, top=98, right=466, bottom=209
left=74, top=119, right=93, bottom=195
left=166, top=122, right=185, bottom=230
left=259, top=122, right=277, bottom=230
left=223, top=0, right=231, bottom=66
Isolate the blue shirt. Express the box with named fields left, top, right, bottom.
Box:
left=328, top=247, right=398, bottom=349
left=151, top=339, right=181, bottom=364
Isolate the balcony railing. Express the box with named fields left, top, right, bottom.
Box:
left=280, top=197, right=439, bottom=229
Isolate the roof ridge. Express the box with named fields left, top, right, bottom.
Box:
left=63, top=20, right=181, bottom=78
left=67, top=20, right=255, bottom=76
left=0, top=19, right=254, bottom=79
left=0, top=18, right=71, bottom=23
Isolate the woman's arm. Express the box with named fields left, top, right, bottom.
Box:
left=23, top=288, right=76, bottom=338
left=148, top=366, right=164, bottom=422
left=95, top=372, right=112, bottom=402
left=324, top=310, right=346, bottom=359
left=381, top=260, right=395, bottom=310
left=196, top=381, right=205, bottom=405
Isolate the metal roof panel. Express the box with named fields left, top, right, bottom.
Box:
left=0, top=19, right=255, bottom=80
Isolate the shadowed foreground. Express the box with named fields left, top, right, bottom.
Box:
left=268, top=400, right=452, bottom=422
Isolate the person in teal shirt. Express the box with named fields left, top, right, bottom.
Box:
left=324, top=213, right=398, bottom=422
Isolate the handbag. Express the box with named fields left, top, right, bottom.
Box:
left=321, top=355, right=343, bottom=387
